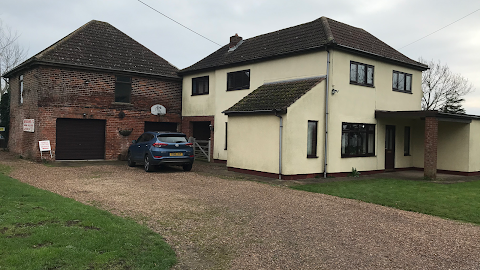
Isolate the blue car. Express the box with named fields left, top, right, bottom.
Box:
left=127, top=131, right=194, bottom=172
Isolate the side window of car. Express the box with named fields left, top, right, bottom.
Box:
left=136, top=134, right=145, bottom=143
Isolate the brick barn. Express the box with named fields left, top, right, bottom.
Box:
left=3, top=20, right=182, bottom=160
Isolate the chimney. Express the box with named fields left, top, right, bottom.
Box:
left=229, top=34, right=242, bottom=48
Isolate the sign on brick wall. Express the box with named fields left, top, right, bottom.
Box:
left=23, top=119, right=35, bottom=132
left=38, top=140, right=51, bottom=151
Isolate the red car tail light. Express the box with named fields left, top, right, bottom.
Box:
left=185, top=143, right=193, bottom=147
left=153, top=142, right=168, bottom=147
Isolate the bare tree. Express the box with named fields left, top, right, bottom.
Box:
left=420, top=58, right=474, bottom=113
left=0, top=19, right=28, bottom=95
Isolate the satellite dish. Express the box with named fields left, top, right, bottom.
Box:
left=151, top=104, right=166, bottom=116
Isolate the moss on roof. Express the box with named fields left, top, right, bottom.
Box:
left=224, top=76, right=325, bottom=114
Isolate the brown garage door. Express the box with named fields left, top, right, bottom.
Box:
left=56, top=118, right=106, bottom=160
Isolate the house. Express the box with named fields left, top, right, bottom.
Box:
left=3, top=20, right=182, bottom=160
left=181, top=16, right=480, bottom=179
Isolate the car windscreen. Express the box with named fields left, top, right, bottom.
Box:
left=157, top=135, right=188, bottom=143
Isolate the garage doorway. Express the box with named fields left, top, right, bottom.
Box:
left=144, top=122, right=177, bottom=132
left=56, top=118, right=106, bottom=160
left=192, top=121, right=211, bottom=140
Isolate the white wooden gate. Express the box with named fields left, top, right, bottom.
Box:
left=192, top=138, right=211, bottom=162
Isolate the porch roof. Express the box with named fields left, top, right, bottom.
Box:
left=223, top=76, right=325, bottom=115
left=374, top=110, right=480, bottom=124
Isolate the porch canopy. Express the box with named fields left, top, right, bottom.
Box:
left=375, top=110, right=479, bottom=179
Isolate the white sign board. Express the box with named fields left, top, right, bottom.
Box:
left=23, top=119, right=35, bottom=132
left=151, top=104, right=166, bottom=116
left=38, top=140, right=51, bottom=151
left=0, top=127, right=5, bottom=132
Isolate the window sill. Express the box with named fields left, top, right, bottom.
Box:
left=111, top=102, right=133, bottom=107
left=307, top=155, right=318, bottom=159
left=227, top=87, right=249, bottom=91
left=404, top=154, right=411, bottom=156
left=191, top=93, right=209, bottom=96
left=341, top=155, right=376, bottom=158
left=392, top=89, right=412, bottom=94
left=350, top=82, right=374, bottom=88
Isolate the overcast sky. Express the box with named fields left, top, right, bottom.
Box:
left=2, top=0, right=479, bottom=113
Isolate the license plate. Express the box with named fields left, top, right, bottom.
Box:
left=169, top=152, right=183, bottom=156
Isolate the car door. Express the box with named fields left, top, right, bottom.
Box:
left=138, top=133, right=154, bottom=161
left=131, top=134, right=145, bottom=161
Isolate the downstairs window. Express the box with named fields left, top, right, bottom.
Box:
left=341, top=123, right=375, bottom=157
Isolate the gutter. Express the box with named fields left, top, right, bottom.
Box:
left=3, top=59, right=182, bottom=81
left=223, top=109, right=287, bottom=115
left=323, top=49, right=330, bottom=178
left=274, top=110, right=283, bottom=180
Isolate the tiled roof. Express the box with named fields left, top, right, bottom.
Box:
left=5, top=20, right=179, bottom=79
left=182, top=17, right=427, bottom=74
left=224, top=76, right=325, bottom=114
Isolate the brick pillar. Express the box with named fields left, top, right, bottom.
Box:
left=424, top=117, right=438, bottom=180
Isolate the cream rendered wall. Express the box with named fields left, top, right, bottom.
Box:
left=326, top=50, right=423, bottom=173
left=282, top=83, right=325, bottom=175
left=182, top=51, right=329, bottom=161
left=182, top=71, right=216, bottom=116
left=227, top=115, right=280, bottom=173
left=437, top=121, right=470, bottom=172
left=468, top=120, right=480, bottom=172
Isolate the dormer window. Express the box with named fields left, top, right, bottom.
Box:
left=350, top=61, right=374, bottom=87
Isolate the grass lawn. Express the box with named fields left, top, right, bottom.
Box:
left=0, top=164, right=176, bottom=269
left=291, top=178, right=480, bottom=225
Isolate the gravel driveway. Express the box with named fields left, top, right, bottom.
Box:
left=2, top=153, right=480, bottom=269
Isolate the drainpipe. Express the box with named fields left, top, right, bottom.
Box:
left=323, top=49, right=331, bottom=178
left=275, top=110, right=283, bottom=180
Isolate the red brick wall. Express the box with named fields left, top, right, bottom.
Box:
left=424, top=117, right=438, bottom=179
left=8, top=66, right=182, bottom=161
left=8, top=69, right=41, bottom=159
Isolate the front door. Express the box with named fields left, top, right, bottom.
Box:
left=385, top=125, right=395, bottom=170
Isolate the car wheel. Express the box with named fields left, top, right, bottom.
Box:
left=127, top=152, right=135, bottom=167
left=183, top=164, right=193, bottom=172
left=144, top=155, right=154, bottom=172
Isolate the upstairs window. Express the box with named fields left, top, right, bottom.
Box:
left=192, top=76, right=209, bottom=96
left=341, top=123, right=375, bottom=157
left=350, top=61, right=374, bottom=87
left=115, top=76, right=131, bottom=103
left=19, top=75, right=24, bottom=104
left=227, top=69, right=250, bottom=91
left=392, top=71, right=412, bottom=93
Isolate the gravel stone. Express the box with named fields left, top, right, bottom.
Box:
left=1, top=152, right=480, bottom=269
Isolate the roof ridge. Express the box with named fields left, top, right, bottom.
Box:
left=236, top=18, right=321, bottom=45
left=34, top=20, right=103, bottom=60
left=4, top=20, right=180, bottom=78
left=320, top=17, right=335, bottom=44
